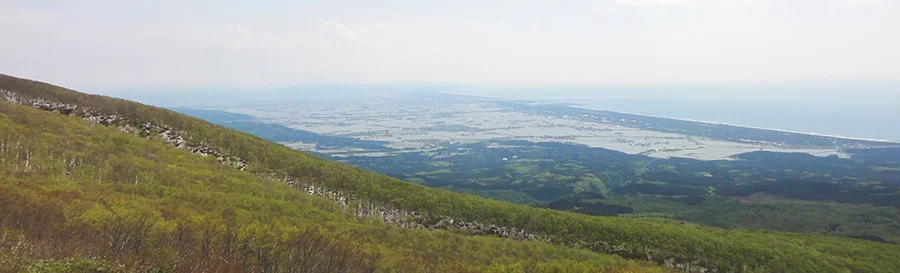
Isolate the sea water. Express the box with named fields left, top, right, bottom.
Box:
left=463, top=87, right=900, bottom=142
left=573, top=98, right=900, bottom=142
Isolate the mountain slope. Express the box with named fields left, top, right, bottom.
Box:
left=2, top=73, right=900, bottom=273
left=0, top=92, right=659, bottom=272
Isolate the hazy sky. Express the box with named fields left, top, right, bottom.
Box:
left=1, top=0, right=898, bottom=88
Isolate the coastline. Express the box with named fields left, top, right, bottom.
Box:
left=443, top=91, right=900, bottom=145
left=462, top=93, right=900, bottom=144
left=566, top=104, right=900, bottom=144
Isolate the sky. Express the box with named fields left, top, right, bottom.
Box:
left=1, top=0, right=899, bottom=89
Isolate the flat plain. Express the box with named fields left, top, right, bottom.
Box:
left=221, top=94, right=852, bottom=160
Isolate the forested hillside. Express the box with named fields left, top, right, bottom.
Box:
left=3, top=73, right=900, bottom=273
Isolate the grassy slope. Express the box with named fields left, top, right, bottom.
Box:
left=0, top=101, right=660, bottom=273
left=3, top=73, right=900, bottom=272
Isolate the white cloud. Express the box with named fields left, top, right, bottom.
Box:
left=321, top=21, right=359, bottom=39
left=616, top=0, right=688, bottom=7
left=832, top=0, right=891, bottom=7
left=226, top=24, right=252, bottom=35
left=0, top=1, right=56, bottom=25
left=592, top=7, right=617, bottom=13
left=741, top=0, right=773, bottom=5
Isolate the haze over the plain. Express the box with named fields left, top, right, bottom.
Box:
left=3, top=0, right=899, bottom=140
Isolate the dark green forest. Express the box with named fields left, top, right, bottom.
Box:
left=175, top=107, right=900, bottom=244
left=347, top=141, right=900, bottom=244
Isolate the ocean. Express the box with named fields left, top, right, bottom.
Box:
left=456, top=87, right=900, bottom=142
left=571, top=98, right=900, bottom=142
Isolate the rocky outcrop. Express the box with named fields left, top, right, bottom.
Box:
left=1, top=89, right=248, bottom=171
left=1, top=89, right=80, bottom=117
left=274, top=174, right=550, bottom=241
left=431, top=217, right=550, bottom=241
